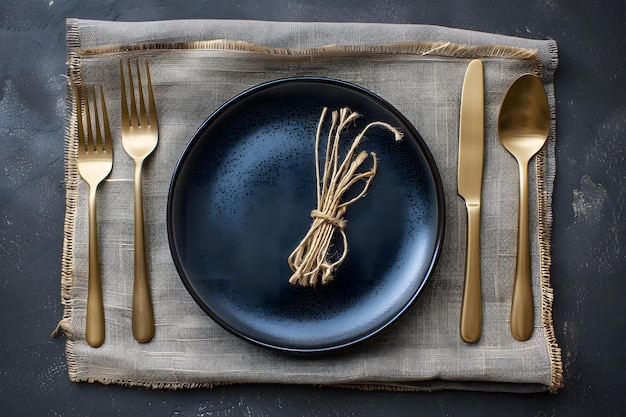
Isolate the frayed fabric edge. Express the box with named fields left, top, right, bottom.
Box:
left=64, top=376, right=550, bottom=394
left=536, top=77, right=563, bottom=393
left=76, top=38, right=540, bottom=68
left=54, top=17, right=82, bottom=384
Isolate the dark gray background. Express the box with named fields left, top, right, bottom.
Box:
left=1, top=0, right=624, bottom=416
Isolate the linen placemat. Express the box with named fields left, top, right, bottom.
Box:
left=56, top=18, right=562, bottom=392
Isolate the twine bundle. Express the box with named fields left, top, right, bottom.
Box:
left=287, top=107, right=403, bottom=286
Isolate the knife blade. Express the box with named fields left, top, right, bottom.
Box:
left=458, top=59, right=484, bottom=343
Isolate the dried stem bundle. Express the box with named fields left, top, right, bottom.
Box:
left=288, top=107, right=402, bottom=286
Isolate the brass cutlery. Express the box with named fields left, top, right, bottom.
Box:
left=76, top=85, right=113, bottom=348
left=120, top=59, right=158, bottom=343
left=457, top=59, right=485, bottom=344
left=498, top=74, right=550, bottom=341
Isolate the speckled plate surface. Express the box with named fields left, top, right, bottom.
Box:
left=167, top=78, right=445, bottom=354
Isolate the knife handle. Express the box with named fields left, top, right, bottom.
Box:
left=460, top=203, right=482, bottom=343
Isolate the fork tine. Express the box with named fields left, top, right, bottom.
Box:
left=99, top=85, right=112, bottom=153
left=127, top=59, right=138, bottom=126
left=120, top=59, right=129, bottom=128
left=76, top=86, right=86, bottom=154
left=91, top=86, right=103, bottom=151
left=84, top=85, right=95, bottom=152
left=90, top=85, right=112, bottom=153
left=145, top=61, right=157, bottom=127
left=135, top=59, right=148, bottom=128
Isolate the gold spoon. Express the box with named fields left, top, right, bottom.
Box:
left=497, top=74, right=550, bottom=341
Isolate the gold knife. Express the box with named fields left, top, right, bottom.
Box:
left=458, top=59, right=485, bottom=343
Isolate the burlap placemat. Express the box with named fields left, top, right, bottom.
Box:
left=56, top=18, right=561, bottom=392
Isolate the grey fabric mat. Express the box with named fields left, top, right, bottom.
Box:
left=57, top=18, right=561, bottom=392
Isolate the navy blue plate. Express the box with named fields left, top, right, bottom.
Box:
left=167, top=78, right=445, bottom=354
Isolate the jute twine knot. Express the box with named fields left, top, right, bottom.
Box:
left=287, top=107, right=403, bottom=286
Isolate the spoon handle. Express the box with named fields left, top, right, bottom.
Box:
left=511, top=160, right=534, bottom=341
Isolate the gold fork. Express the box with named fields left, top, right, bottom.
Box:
left=76, top=85, right=113, bottom=348
left=120, top=59, right=158, bottom=343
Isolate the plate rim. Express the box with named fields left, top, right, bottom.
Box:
left=166, top=76, right=446, bottom=354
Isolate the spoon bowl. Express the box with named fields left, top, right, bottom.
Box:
left=497, top=74, right=550, bottom=341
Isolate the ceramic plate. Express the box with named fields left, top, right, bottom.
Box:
left=167, top=78, right=445, bottom=353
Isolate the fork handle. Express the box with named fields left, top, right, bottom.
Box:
left=86, top=185, right=105, bottom=348
left=132, top=159, right=155, bottom=343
